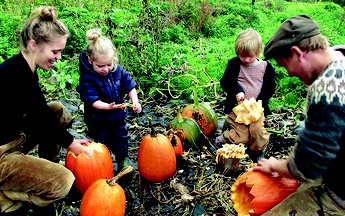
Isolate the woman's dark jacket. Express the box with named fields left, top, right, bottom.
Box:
left=0, top=53, right=73, bottom=146
left=220, top=57, right=276, bottom=116
left=77, top=50, right=136, bottom=125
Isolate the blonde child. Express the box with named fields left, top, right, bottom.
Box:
left=216, top=28, right=276, bottom=162
left=77, top=28, right=141, bottom=171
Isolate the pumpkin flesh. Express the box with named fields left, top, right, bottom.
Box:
left=232, top=98, right=264, bottom=125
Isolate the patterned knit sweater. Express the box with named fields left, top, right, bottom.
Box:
left=287, top=59, right=345, bottom=202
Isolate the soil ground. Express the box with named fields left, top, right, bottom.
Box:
left=6, top=95, right=300, bottom=216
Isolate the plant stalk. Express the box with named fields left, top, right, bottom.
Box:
left=107, top=166, right=134, bottom=186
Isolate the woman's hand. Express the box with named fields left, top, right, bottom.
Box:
left=77, top=138, right=93, bottom=145
left=67, top=139, right=93, bottom=156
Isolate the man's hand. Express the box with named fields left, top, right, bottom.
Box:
left=253, top=157, right=294, bottom=179
left=253, top=157, right=278, bottom=174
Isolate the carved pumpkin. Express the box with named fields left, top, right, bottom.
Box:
left=231, top=170, right=299, bottom=216
left=182, top=86, right=218, bottom=137
left=167, top=130, right=183, bottom=156
left=80, top=167, right=133, bottom=216
left=65, top=142, right=114, bottom=195
left=168, top=107, right=201, bottom=149
left=216, top=143, right=247, bottom=171
left=138, top=118, right=176, bottom=182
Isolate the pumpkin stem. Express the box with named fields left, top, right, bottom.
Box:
left=192, top=85, right=199, bottom=106
left=107, top=166, right=134, bottom=186
left=176, top=106, right=184, bottom=123
left=148, top=117, right=157, bottom=138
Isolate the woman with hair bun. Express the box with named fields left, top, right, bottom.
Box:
left=0, top=6, right=93, bottom=213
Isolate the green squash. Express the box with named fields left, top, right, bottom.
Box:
left=168, top=108, right=202, bottom=149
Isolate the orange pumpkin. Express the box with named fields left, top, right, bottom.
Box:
left=138, top=118, right=176, bottom=182
left=231, top=170, right=299, bottom=216
left=167, top=130, right=183, bottom=156
left=181, top=86, right=218, bottom=137
left=65, top=142, right=114, bottom=195
left=80, top=167, right=133, bottom=216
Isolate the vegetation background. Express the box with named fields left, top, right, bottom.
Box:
left=0, top=0, right=344, bottom=119
left=0, top=0, right=344, bottom=215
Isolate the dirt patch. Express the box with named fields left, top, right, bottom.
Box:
left=13, top=96, right=300, bottom=216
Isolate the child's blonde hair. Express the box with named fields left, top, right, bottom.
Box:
left=85, top=28, right=118, bottom=68
left=235, top=28, right=262, bottom=56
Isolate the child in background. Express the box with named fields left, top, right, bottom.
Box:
left=77, top=28, right=142, bottom=171
left=215, top=28, right=276, bottom=162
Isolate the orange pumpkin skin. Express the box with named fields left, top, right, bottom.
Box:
left=181, top=102, right=218, bottom=137
left=138, top=133, right=176, bottom=182
left=231, top=170, right=299, bottom=216
left=181, top=87, right=218, bottom=137
left=167, top=132, right=183, bottom=156
left=80, top=178, right=126, bottom=216
left=65, top=142, right=114, bottom=195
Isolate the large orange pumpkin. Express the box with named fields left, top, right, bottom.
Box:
left=138, top=118, right=176, bottom=182
left=80, top=166, right=133, bottom=216
left=231, top=170, right=299, bottom=216
left=168, top=107, right=202, bottom=149
left=181, top=86, right=218, bottom=137
left=65, top=142, right=114, bottom=195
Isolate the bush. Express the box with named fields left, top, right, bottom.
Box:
left=0, top=13, right=21, bottom=59
left=0, top=0, right=344, bottom=109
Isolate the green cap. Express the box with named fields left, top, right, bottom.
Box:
left=264, top=14, right=320, bottom=60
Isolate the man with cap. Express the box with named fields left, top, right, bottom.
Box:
left=253, top=14, right=345, bottom=215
